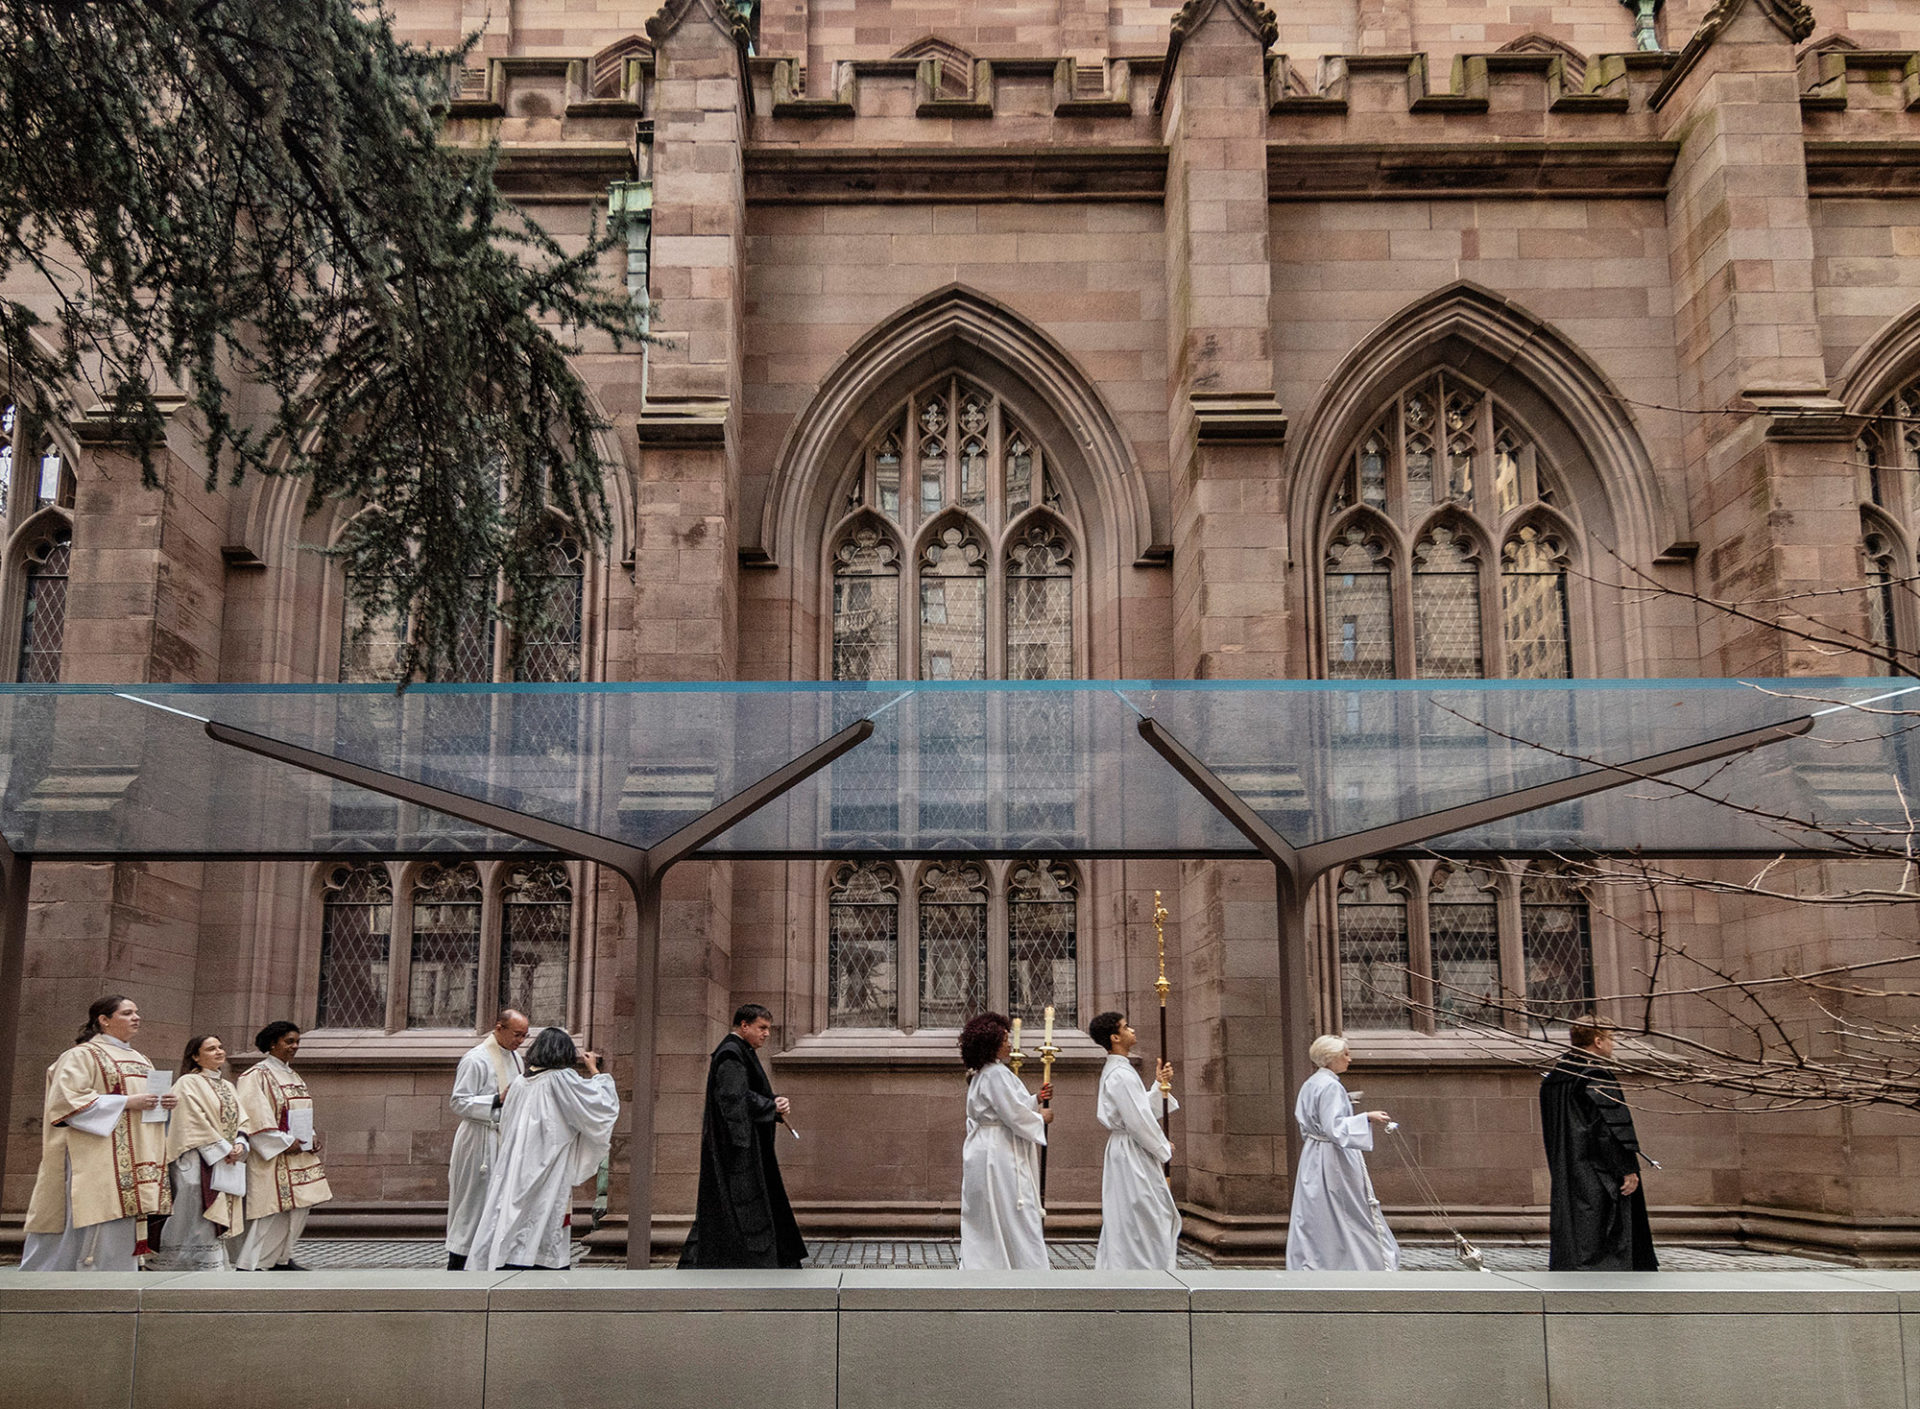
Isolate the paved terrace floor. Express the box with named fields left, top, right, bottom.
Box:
left=225, top=1237, right=1852, bottom=1270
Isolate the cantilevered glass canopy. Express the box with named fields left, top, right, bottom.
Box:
left=0, top=678, right=1907, bottom=861
left=0, top=676, right=1910, bottom=1262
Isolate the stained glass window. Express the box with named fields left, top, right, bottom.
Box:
left=17, top=528, right=70, bottom=685
left=1323, top=374, right=1573, bottom=681
left=1428, top=865, right=1500, bottom=1028
left=501, top=863, right=571, bottom=1027
left=516, top=527, right=584, bottom=683
left=828, top=861, right=898, bottom=1027
left=1325, top=525, right=1394, bottom=680
left=1008, top=861, right=1076, bottom=1026
left=1851, top=384, right=1920, bottom=668
left=831, top=522, right=901, bottom=682
left=1336, top=861, right=1410, bottom=1029
left=1412, top=526, right=1482, bottom=679
left=409, top=862, right=483, bottom=1028
left=318, top=863, right=393, bottom=1029
left=919, top=862, right=988, bottom=1027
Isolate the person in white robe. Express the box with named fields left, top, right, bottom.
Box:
left=958, top=1012, right=1052, bottom=1271
left=1285, top=1034, right=1400, bottom=1271
left=1087, top=1011, right=1182, bottom=1271
left=21, top=995, right=177, bottom=1271
left=149, top=1034, right=249, bottom=1271
left=445, top=1009, right=530, bottom=1270
left=467, top=1027, right=620, bottom=1270
left=233, top=1021, right=332, bottom=1271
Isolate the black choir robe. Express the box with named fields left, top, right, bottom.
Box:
left=1540, top=1049, right=1658, bottom=1271
left=679, top=1033, right=806, bottom=1269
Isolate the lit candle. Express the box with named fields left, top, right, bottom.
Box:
left=1010, top=1017, right=1022, bottom=1057
left=1043, top=1004, right=1055, bottom=1048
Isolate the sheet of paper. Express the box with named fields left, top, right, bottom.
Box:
left=286, top=1107, right=315, bottom=1145
left=142, top=1069, right=171, bottom=1123
left=209, top=1158, right=247, bottom=1196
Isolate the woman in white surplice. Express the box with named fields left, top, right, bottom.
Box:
left=958, top=1012, right=1052, bottom=1270
left=1285, top=1034, right=1400, bottom=1271
left=467, top=1027, right=620, bottom=1271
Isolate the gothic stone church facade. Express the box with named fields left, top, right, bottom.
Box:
left=6, top=0, right=1920, bottom=1259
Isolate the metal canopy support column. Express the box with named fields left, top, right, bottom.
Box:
left=0, top=838, right=29, bottom=1220
left=205, top=715, right=875, bottom=1268
left=1137, top=710, right=1817, bottom=1204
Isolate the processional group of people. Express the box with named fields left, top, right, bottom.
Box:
left=19, top=993, right=1657, bottom=1275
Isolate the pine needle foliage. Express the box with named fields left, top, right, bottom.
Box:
left=0, top=0, right=646, bottom=681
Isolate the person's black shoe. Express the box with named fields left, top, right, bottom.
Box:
left=271, top=1261, right=310, bottom=1271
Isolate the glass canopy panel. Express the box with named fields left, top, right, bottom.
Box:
left=0, top=679, right=1903, bottom=862
left=1423, top=682, right=1920, bottom=856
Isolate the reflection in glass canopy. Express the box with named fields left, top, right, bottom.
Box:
left=0, top=680, right=1908, bottom=862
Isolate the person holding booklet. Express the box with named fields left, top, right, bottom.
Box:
left=149, top=1034, right=250, bottom=1270
left=21, top=995, right=178, bottom=1270
left=233, top=1021, right=332, bottom=1271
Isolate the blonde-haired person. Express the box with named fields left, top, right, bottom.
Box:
left=150, top=1035, right=249, bottom=1270
left=1284, top=1034, right=1399, bottom=1271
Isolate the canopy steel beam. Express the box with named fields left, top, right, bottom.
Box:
left=1136, top=709, right=1815, bottom=1185
left=205, top=715, right=875, bottom=1267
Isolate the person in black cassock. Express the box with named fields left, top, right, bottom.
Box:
left=1540, top=1016, right=1658, bottom=1271
left=679, top=1003, right=806, bottom=1269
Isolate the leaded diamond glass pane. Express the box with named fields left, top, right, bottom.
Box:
left=919, top=863, right=987, bottom=1026
left=1503, top=528, right=1572, bottom=680
left=17, top=532, right=69, bottom=685
left=1325, top=527, right=1394, bottom=680
left=318, top=864, right=392, bottom=1029
left=516, top=531, right=584, bottom=683
left=1429, top=866, right=1500, bottom=1028
left=1006, top=691, right=1076, bottom=837
left=501, top=863, right=570, bottom=1027
left=1338, top=862, right=1411, bottom=1029
left=446, top=582, right=496, bottom=684
left=1008, top=861, right=1075, bottom=1026
left=409, top=862, right=482, bottom=1028
left=833, top=524, right=900, bottom=682
left=921, top=525, right=985, bottom=681
left=1006, top=521, right=1073, bottom=681
left=918, top=694, right=986, bottom=833
left=1867, top=548, right=1895, bottom=673
left=1413, top=528, right=1483, bottom=679
left=875, top=436, right=902, bottom=521
left=1522, top=867, right=1593, bottom=1021
left=828, top=861, right=897, bottom=1027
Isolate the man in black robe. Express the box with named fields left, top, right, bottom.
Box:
left=1540, top=1017, right=1658, bottom=1271
left=680, top=1003, right=807, bottom=1269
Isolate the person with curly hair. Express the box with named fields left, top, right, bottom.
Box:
left=958, top=1011, right=1052, bottom=1269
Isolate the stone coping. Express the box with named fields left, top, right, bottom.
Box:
left=5, top=1267, right=1919, bottom=1312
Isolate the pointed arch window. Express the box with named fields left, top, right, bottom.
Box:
left=1412, top=525, right=1482, bottom=679
left=318, top=863, right=394, bottom=1029
left=1008, top=860, right=1077, bottom=1026
left=1335, top=858, right=1594, bottom=1033
left=409, top=862, right=483, bottom=1028
left=918, top=862, right=989, bottom=1027
left=17, top=526, right=71, bottom=684
left=1336, top=861, right=1410, bottom=1029
left=501, top=863, right=572, bottom=1027
left=1502, top=525, right=1572, bottom=680
left=828, top=374, right=1079, bottom=682
left=828, top=861, right=899, bottom=1028
left=515, top=527, right=585, bottom=683
left=1325, top=524, right=1395, bottom=680
left=1851, top=383, right=1920, bottom=670
left=1324, top=374, right=1577, bottom=680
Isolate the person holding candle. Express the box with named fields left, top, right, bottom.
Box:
left=958, top=1011, right=1052, bottom=1270
left=234, top=1021, right=332, bottom=1271
left=1285, top=1034, right=1399, bottom=1271
left=149, top=1034, right=249, bottom=1270
left=1088, top=1011, right=1182, bottom=1270
left=21, top=995, right=177, bottom=1270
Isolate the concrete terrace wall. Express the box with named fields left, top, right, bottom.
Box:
left=7, top=1268, right=1920, bottom=1409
